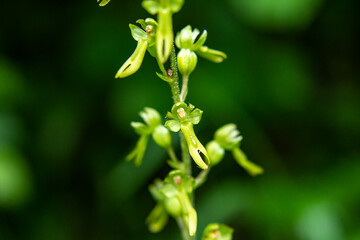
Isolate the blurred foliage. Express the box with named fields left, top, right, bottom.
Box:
left=0, top=0, right=359, bottom=240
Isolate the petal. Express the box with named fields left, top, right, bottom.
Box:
left=130, top=121, right=150, bottom=135
left=97, top=0, right=111, bottom=7
left=232, top=148, right=264, bottom=176
left=142, top=0, right=160, bottom=15
left=157, top=8, right=174, bottom=63
left=196, top=46, right=227, bottom=63
left=146, top=203, right=169, bottom=233
left=126, top=135, right=149, bottom=166
left=192, top=30, right=207, bottom=51
left=115, top=39, right=148, bottom=78
left=165, top=120, right=181, bottom=132
left=181, top=122, right=209, bottom=169
left=129, top=24, right=147, bottom=41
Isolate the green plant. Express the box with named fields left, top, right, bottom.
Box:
left=98, top=0, right=263, bottom=239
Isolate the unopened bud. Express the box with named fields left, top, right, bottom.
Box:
left=206, top=140, right=225, bottom=166
left=177, top=49, right=197, bottom=77
left=152, top=125, right=172, bottom=149
left=164, top=197, right=182, bottom=217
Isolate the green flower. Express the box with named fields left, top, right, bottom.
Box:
left=175, top=25, right=227, bottom=77
left=127, top=107, right=172, bottom=166
left=142, top=0, right=184, bottom=63
left=147, top=171, right=197, bottom=235
left=116, top=19, right=158, bottom=78
left=206, top=123, right=263, bottom=176
left=165, top=103, right=210, bottom=169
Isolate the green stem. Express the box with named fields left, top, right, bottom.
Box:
left=180, top=75, right=189, bottom=102
left=169, top=44, right=181, bottom=103
left=168, top=147, right=180, bottom=164
left=168, top=44, right=194, bottom=240
left=194, top=169, right=210, bottom=189
left=176, top=217, right=192, bottom=240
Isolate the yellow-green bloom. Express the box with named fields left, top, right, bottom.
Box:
left=147, top=171, right=197, bottom=235
left=207, top=123, right=264, bottom=176
left=127, top=107, right=172, bottom=166
left=116, top=19, right=158, bottom=78
left=175, top=25, right=227, bottom=77
left=165, top=103, right=210, bottom=169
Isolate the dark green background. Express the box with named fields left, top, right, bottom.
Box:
left=1, top=0, right=359, bottom=239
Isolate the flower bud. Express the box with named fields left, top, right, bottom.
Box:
left=152, top=125, right=172, bottom=149
left=178, top=49, right=198, bottom=77
left=206, top=140, right=225, bottom=167
left=203, top=223, right=234, bottom=240
left=214, top=124, right=242, bottom=150
left=164, top=197, right=182, bottom=217
left=146, top=203, right=169, bottom=233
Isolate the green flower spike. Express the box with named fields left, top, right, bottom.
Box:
left=202, top=223, right=234, bottom=240
left=127, top=107, right=171, bottom=166
left=209, top=123, right=263, bottom=176
left=142, top=0, right=184, bottom=63
left=116, top=19, right=158, bottom=78
left=165, top=102, right=210, bottom=169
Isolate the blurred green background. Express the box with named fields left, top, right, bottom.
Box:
left=0, top=0, right=359, bottom=239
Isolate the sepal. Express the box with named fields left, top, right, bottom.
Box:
left=126, top=135, right=149, bottom=166
left=165, top=120, right=181, bottom=132
left=129, top=24, right=147, bottom=41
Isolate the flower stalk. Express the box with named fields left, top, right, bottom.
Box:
left=98, top=0, right=263, bottom=239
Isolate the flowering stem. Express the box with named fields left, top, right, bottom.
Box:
left=180, top=75, right=189, bottom=101
left=168, top=147, right=180, bottom=164
left=169, top=44, right=181, bottom=103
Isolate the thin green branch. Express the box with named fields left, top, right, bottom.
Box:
left=168, top=147, right=180, bottom=164
left=180, top=75, right=189, bottom=102
left=169, top=44, right=181, bottom=103
left=176, top=217, right=194, bottom=240
left=195, top=169, right=210, bottom=189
